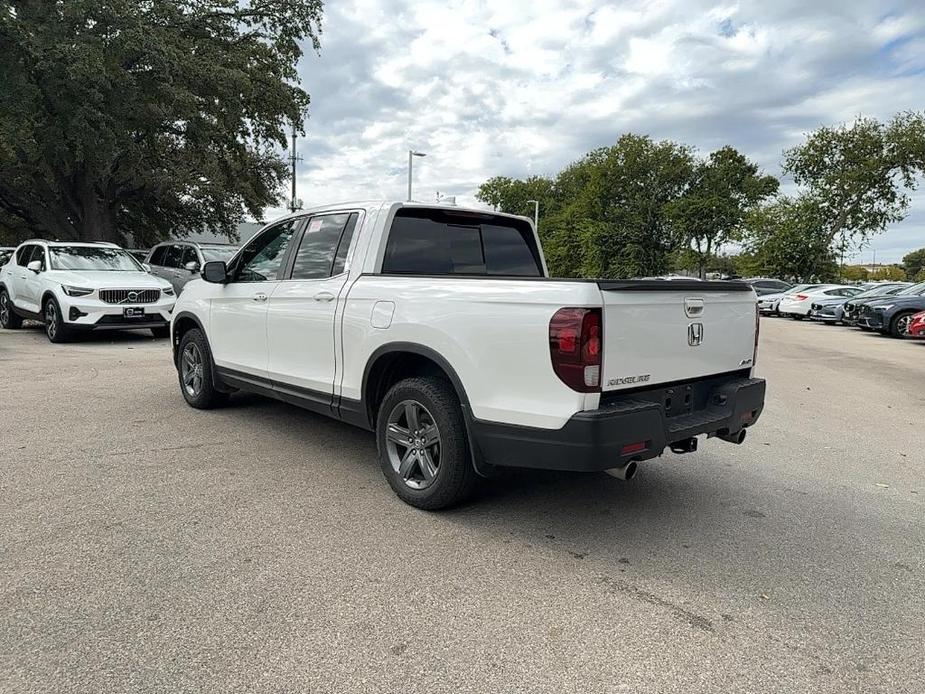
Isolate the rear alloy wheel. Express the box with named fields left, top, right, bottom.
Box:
left=0, top=290, right=23, bottom=329
left=890, top=311, right=915, bottom=338
left=44, top=297, right=71, bottom=343
left=376, top=376, right=477, bottom=510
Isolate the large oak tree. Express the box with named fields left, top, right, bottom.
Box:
left=0, top=0, right=322, bottom=246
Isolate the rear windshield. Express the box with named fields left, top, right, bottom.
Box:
left=201, top=247, right=238, bottom=262
left=49, top=247, right=141, bottom=271
left=382, top=208, right=543, bottom=277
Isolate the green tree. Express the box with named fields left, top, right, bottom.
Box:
left=526, top=134, right=697, bottom=277
left=475, top=175, right=556, bottom=221
left=0, top=0, right=322, bottom=246
left=666, top=146, right=778, bottom=278
left=870, top=265, right=906, bottom=281
left=842, top=266, right=870, bottom=282
left=902, top=247, right=925, bottom=278
left=744, top=196, right=839, bottom=282
left=783, top=113, right=925, bottom=251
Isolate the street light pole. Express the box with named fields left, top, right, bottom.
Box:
left=408, top=150, right=426, bottom=201
left=526, top=199, right=539, bottom=230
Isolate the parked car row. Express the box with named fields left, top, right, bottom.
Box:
left=762, top=279, right=925, bottom=339
left=0, top=238, right=239, bottom=343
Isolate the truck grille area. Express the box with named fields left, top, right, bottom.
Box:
left=99, top=289, right=160, bottom=304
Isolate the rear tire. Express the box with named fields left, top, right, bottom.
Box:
left=177, top=328, right=227, bottom=409
left=890, top=311, right=915, bottom=338
left=376, top=376, right=477, bottom=510
left=43, top=297, right=71, bottom=343
left=0, top=290, right=23, bottom=329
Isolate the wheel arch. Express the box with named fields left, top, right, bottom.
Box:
left=361, top=343, right=471, bottom=430
left=172, top=311, right=207, bottom=366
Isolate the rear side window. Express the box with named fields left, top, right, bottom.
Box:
left=149, top=246, right=167, bottom=265
left=290, top=213, right=354, bottom=280
left=382, top=209, right=542, bottom=276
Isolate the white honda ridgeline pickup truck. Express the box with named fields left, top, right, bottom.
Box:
left=171, top=201, right=765, bottom=509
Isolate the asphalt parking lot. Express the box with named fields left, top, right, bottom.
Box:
left=1, top=318, right=923, bottom=694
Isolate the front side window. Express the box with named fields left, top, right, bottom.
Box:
left=181, top=246, right=199, bottom=268
left=49, top=247, right=142, bottom=272
left=234, top=220, right=298, bottom=282
left=382, top=209, right=542, bottom=277
left=16, top=245, right=35, bottom=266
left=28, top=246, right=47, bottom=270
left=163, top=245, right=184, bottom=269
left=290, top=213, right=359, bottom=280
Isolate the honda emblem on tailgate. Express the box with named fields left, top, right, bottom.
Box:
left=688, top=322, right=704, bottom=346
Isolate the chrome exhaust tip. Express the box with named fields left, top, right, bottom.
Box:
left=605, top=461, right=638, bottom=481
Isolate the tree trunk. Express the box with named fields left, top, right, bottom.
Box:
left=76, top=184, right=119, bottom=244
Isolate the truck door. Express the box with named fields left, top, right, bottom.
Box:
left=267, top=212, right=361, bottom=402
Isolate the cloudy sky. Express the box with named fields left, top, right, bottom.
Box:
left=277, top=0, right=925, bottom=263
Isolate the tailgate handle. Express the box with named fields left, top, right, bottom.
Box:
left=684, top=298, right=704, bottom=318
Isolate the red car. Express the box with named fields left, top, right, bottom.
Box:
left=910, top=311, right=925, bottom=338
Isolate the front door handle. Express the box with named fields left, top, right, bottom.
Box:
left=252, top=293, right=268, bottom=302
left=313, top=292, right=335, bottom=303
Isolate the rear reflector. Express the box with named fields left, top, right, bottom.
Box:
left=620, top=441, right=648, bottom=456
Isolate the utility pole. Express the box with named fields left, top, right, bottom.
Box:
left=289, top=121, right=303, bottom=212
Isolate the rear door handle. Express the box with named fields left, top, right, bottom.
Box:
left=313, top=292, right=335, bottom=303
left=252, top=293, right=268, bottom=302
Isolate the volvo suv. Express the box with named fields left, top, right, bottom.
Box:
left=145, top=241, right=238, bottom=295
left=0, top=241, right=176, bottom=342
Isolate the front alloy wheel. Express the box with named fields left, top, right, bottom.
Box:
left=180, top=342, right=204, bottom=397
left=385, top=400, right=442, bottom=490
left=892, top=312, right=914, bottom=338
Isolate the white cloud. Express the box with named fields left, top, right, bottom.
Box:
left=264, top=0, right=925, bottom=262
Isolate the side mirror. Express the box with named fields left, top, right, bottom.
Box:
left=184, top=260, right=201, bottom=273
left=27, top=260, right=42, bottom=273
left=202, top=261, right=228, bottom=284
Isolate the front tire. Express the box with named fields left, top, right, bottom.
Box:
left=376, top=376, right=477, bottom=510
left=177, top=328, right=227, bottom=409
left=890, top=312, right=915, bottom=338
left=0, top=290, right=23, bottom=329
left=44, top=297, right=71, bottom=343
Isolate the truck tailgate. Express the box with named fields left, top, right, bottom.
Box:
left=598, top=280, right=757, bottom=391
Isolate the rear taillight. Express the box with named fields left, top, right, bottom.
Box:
left=795, top=294, right=809, bottom=301
left=549, top=307, right=602, bottom=392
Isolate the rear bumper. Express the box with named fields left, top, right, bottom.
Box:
left=469, top=376, right=766, bottom=472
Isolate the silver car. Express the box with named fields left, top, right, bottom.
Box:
left=145, top=242, right=238, bottom=295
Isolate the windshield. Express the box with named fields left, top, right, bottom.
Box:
left=853, top=285, right=900, bottom=299
left=896, top=281, right=925, bottom=296
left=201, top=247, right=238, bottom=263
left=49, top=246, right=142, bottom=272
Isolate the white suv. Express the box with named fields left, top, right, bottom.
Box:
left=0, top=240, right=176, bottom=342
